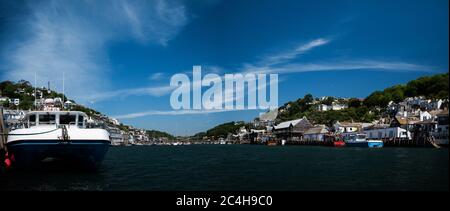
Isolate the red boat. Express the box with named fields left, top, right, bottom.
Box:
left=324, top=134, right=346, bottom=147
left=333, top=140, right=345, bottom=147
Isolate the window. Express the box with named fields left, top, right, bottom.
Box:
left=39, top=114, right=56, bottom=124
left=78, top=115, right=84, bottom=127
left=29, top=114, right=36, bottom=126
left=60, top=114, right=76, bottom=125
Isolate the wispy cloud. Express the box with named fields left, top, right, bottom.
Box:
left=263, top=38, right=331, bottom=65
left=149, top=72, right=166, bottom=81
left=1, top=0, right=188, bottom=103
left=81, top=85, right=175, bottom=103
left=113, top=108, right=259, bottom=119
left=243, top=59, right=435, bottom=75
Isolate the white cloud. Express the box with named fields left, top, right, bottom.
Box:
left=149, top=72, right=166, bottom=81
left=82, top=85, right=175, bottom=103
left=263, top=38, right=331, bottom=65
left=1, top=0, right=188, bottom=103
left=113, top=108, right=256, bottom=119
left=243, top=59, right=435, bottom=75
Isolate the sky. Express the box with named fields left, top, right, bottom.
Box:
left=0, top=0, right=448, bottom=136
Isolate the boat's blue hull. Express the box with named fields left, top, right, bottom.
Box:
left=367, top=141, right=384, bottom=148
left=6, top=139, right=110, bottom=169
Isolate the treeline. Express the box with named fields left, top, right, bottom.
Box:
left=193, top=121, right=248, bottom=139
left=146, top=130, right=174, bottom=139
left=364, top=73, right=449, bottom=108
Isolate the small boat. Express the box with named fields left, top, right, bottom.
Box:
left=6, top=111, right=110, bottom=169
left=333, top=140, right=345, bottom=147
left=266, top=140, right=278, bottom=146
left=344, top=133, right=368, bottom=147
left=367, top=140, right=383, bottom=148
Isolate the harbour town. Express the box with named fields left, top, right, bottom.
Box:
left=1, top=73, right=448, bottom=156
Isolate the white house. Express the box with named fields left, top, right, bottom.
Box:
left=363, top=126, right=411, bottom=140
left=331, top=103, right=348, bottom=111
left=419, top=110, right=432, bottom=121
left=0, top=96, right=9, bottom=104
left=317, top=104, right=329, bottom=111
left=9, top=98, right=20, bottom=106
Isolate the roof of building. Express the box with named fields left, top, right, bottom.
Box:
left=273, top=117, right=308, bottom=130
left=395, top=116, right=420, bottom=125
left=259, top=109, right=278, bottom=121
left=304, top=125, right=328, bottom=135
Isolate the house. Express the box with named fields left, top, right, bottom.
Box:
left=9, top=98, right=20, bottom=106
left=317, top=104, right=329, bottom=111
left=255, top=109, right=278, bottom=127
left=331, top=103, right=348, bottom=111
left=390, top=115, right=420, bottom=131
left=363, top=125, right=411, bottom=140
left=303, top=125, right=329, bottom=141
left=272, top=117, right=313, bottom=141
left=0, top=96, right=9, bottom=104
left=333, top=121, right=372, bottom=133
left=419, top=110, right=432, bottom=121
left=433, top=110, right=449, bottom=140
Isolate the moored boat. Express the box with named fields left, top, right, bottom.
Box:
left=343, top=133, right=368, bottom=147
left=367, top=140, right=384, bottom=148
left=6, top=111, right=110, bottom=169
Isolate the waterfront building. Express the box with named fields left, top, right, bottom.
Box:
left=272, top=117, right=313, bottom=141
left=303, top=125, right=329, bottom=141
left=363, top=125, right=411, bottom=140
left=333, top=121, right=373, bottom=133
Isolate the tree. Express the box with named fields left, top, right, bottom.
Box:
left=303, top=94, right=314, bottom=104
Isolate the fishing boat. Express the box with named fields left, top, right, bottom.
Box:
left=6, top=110, right=110, bottom=169
left=343, top=133, right=368, bottom=147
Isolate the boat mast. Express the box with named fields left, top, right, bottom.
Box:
left=34, top=72, right=37, bottom=111
left=62, top=72, right=65, bottom=103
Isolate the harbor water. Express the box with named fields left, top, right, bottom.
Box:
left=0, top=145, right=448, bottom=191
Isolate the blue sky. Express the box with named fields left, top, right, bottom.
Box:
left=0, top=0, right=448, bottom=135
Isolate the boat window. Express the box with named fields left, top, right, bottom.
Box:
left=78, top=115, right=84, bottom=127
left=357, top=134, right=366, bottom=139
left=60, top=114, right=76, bottom=125
left=39, top=114, right=56, bottom=124
left=29, top=114, right=36, bottom=126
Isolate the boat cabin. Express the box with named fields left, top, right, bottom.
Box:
left=25, top=111, right=88, bottom=128
left=343, top=133, right=367, bottom=142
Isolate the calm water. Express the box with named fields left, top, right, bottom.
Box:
left=1, top=145, right=448, bottom=191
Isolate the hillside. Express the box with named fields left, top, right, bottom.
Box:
left=0, top=80, right=175, bottom=139
left=195, top=73, right=449, bottom=137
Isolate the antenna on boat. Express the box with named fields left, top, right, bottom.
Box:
left=62, top=72, right=65, bottom=102
left=34, top=72, right=37, bottom=111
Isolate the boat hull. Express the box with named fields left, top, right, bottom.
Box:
left=333, top=141, right=345, bottom=147
left=367, top=141, right=384, bottom=148
left=6, top=139, right=110, bottom=169
left=344, top=141, right=368, bottom=147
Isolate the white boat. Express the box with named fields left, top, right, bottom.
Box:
left=6, top=111, right=111, bottom=169
left=343, top=133, right=368, bottom=147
